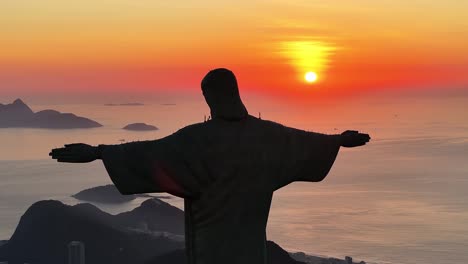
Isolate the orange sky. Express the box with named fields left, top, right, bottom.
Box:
left=1, top=1, right=467, bottom=101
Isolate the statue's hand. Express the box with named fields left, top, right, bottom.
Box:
left=49, top=143, right=98, bottom=163
left=340, top=130, right=371, bottom=148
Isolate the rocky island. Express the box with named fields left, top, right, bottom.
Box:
left=123, top=122, right=158, bottom=131
left=104, top=103, right=144, bottom=106
left=72, top=184, right=170, bottom=204
left=0, top=99, right=102, bottom=129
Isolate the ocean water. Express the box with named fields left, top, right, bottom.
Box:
left=0, top=95, right=467, bottom=264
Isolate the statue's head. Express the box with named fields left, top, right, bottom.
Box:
left=201, top=68, right=248, bottom=120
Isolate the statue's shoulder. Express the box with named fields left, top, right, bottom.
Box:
left=247, top=115, right=286, bottom=129
left=247, top=116, right=311, bottom=137
left=175, top=122, right=206, bottom=135
left=241, top=115, right=294, bottom=137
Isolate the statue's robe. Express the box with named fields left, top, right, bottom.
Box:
left=100, top=115, right=341, bottom=264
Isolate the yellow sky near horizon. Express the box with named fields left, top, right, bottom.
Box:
left=1, top=0, right=467, bottom=98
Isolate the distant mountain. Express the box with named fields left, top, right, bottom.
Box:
left=0, top=199, right=183, bottom=264
left=0, top=98, right=34, bottom=117
left=0, top=99, right=102, bottom=129
left=123, top=123, right=158, bottom=131
left=72, top=184, right=156, bottom=204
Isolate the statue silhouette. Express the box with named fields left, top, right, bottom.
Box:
left=50, top=68, right=370, bottom=264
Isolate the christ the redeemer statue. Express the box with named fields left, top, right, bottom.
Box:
left=50, top=68, right=370, bottom=264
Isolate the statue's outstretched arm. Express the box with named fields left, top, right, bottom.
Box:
left=339, top=130, right=371, bottom=148
left=49, top=143, right=100, bottom=163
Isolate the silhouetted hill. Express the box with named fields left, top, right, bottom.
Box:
left=123, top=123, right=158, bottom=131
left=115, top=198, right=184, bottom=235
left=0, top=99, right=102, bottom=129
left=267, top=241, right=306, bottom=264
left=0, top=200, right=183, bottom=264
left=72, top=184, right=158, bottom=204
left=0, top=199, right=366, bottom=264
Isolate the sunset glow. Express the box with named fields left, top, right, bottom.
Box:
left=1, top=3, right=467, bottom=264
left=0, top=0, right=467, bottom=101
left=278, top=41, right=335, bottom=83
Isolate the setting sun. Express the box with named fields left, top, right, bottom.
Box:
left=305, top=72, right=318, bottom=83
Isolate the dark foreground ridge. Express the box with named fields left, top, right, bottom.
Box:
left=0, top=198, right=367, bottom=264
left=123, top=122, right=159, bottom=131
left=145, top=241, right=305, bottom=264
left=0, top=98, right=102, bottom=129
left=0, top=199, right=184, bottom=264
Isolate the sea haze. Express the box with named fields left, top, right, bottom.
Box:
left=0, top=95, right=467, bottom=264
